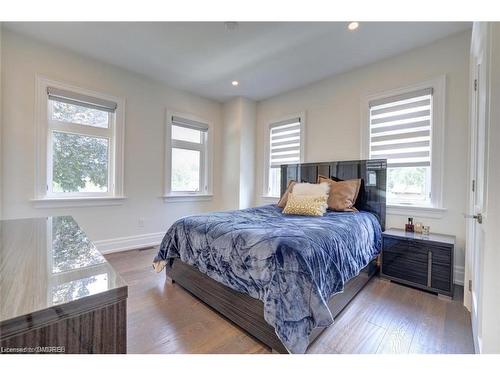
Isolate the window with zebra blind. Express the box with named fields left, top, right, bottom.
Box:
left=265, top=116, right=303, bottom=197
left=366, top=80, right=445, bottom=208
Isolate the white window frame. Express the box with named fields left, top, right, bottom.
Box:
left=262, top=112, right=306, bottom=199
left=361, top=76, right=446, bottom=217
left=163, top=110, right=213, bottom=202
left=33, top=76, right=125, bottom=208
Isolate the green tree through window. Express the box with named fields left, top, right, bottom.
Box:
left=52, top=132, right=109, bottom=193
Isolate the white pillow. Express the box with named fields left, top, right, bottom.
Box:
left=292, top=182, right=330, bottom=197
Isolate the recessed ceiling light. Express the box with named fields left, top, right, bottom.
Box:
left=348, top=22, right=359, bottom=31
left=231, top=80, right=239, bottom=86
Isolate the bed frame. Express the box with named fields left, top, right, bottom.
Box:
left=165, top=159, right=387, bottom=353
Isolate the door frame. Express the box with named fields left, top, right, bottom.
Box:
left=464, top=22, right=491, bottom=354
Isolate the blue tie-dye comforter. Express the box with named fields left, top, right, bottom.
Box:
left=153, top=205, right=382, bottom=353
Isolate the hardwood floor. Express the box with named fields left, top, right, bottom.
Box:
left=105, top=248, right=474, bottom=354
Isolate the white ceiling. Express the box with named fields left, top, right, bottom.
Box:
left=4, top=22, right=471, bottom=102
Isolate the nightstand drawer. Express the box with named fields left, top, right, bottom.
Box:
left=383, top=237, right=428, bottom=262
left=431, top=263, right=452, bottom=291
left=382, top=237, right=428, bottom=286
left=382, top=249, right=428, bottom=286
left=426, top=244, right=452, bottom=265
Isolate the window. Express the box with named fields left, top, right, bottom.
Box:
left=165, top=114, right=211, bottom=198
left=34, top=77, right=125, bottom=206
left=47, top=88, right=116, bottom=196
left=265, top=116, right=303, bottom=197
left=364, top=78, right=445, bottom=209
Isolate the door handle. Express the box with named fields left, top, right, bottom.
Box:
left=427, top=251, right=433, bottom=287
left=464, top=213, right=483, bottom=224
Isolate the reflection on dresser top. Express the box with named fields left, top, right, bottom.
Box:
left=0, top=216, right=127, bottom=322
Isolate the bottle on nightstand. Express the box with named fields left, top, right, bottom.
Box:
left=405, top=217, right=414, bottom=232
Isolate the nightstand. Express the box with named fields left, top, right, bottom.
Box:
left=381, top=228, right=455, bottom=298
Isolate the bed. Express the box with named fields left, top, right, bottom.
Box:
left=153, top=159, right=386, bottom=353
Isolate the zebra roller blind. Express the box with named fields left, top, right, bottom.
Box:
left=269, top=117, right=301, bottom=167
left=369, top=88, right=432, bottom=168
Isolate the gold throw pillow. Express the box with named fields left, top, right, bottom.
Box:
left=282, top=193, right=328, bottom=216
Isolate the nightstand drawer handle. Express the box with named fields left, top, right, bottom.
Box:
left=427, top=251, right=433, bottom=287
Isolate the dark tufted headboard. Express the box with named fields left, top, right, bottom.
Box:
left=280, top=159, right=387, bottom=230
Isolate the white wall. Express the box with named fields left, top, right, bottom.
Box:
left=221, top=96, right=256, bottom=210
left=255, top=31, right=471, bottom=284
left=238, top=98, right=256, bottom=209
left=1, top=30, right=224, bottom=250
left=221, top=98, right=242, bottom=209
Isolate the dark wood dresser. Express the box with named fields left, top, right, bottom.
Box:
left=0, top=216, right=127, bottom=353
left=381, top=228, right=455, bottom=298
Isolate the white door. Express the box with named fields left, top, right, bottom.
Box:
left=466, top=24, right=490, bottom=353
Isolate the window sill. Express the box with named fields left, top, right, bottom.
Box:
left=261, top=195, right=279, bottom=203
left=387, top=204, right=447, bottom=219
left=31, top=196, right=127, bottom=208
left=162, top=194, right=213, bottom=203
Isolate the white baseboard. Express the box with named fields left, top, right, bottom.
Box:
left=454, top=265, right=465, bottom=286
left=94, top=232, right=164, bottom=254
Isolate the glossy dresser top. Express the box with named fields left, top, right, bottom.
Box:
left=383, top=228, right=455, bottom=245
left=0, top=216, right=127, bottom=323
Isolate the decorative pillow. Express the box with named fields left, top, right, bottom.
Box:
left=282, top=193, right=328, bottom=216
left=277, top=180, right=296, bottom=208
left=317, top=175, right=361, bottom=212
left=292, top=182, right=330, bottom=196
